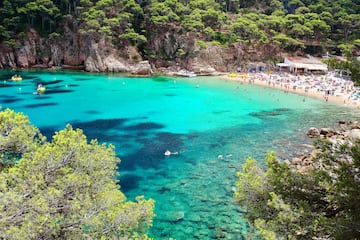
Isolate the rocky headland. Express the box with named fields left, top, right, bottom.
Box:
left=288, top=121, right=360, bottom=172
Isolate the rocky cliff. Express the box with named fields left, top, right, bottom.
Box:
left=0, top=28, right=277, bottom=75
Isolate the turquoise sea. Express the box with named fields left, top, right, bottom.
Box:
left=1, top=70, right=359, bottom=239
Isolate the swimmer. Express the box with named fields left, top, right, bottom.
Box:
left=164, top=150, right=171, bottom=156
left=164, top=150, right=178, bottom=156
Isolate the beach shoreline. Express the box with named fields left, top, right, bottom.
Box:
left=219, top=73, right=360, bottom=109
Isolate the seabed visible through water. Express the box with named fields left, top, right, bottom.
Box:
left=1, top=70, right=358, bottom=239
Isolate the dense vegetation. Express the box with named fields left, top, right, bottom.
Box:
left=0, top=0, right=359, bottom=57
left=0, top=109, right=154, bottom=239
left=235, top=139, right=360, bottom=239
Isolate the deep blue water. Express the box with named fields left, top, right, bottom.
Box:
left=1, top=70, right=359, bottom=239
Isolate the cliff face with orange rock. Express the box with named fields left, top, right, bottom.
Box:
left=0, top=28, right=279, bottom=75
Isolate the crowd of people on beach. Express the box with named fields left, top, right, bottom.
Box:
left=229, top=71, right=360, bottom=108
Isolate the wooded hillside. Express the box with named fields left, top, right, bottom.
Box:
left=0, top=0, right=359, bottom=68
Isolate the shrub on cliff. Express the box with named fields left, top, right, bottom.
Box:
left=0, top=109, right=154, bottom=239
left=235, top=139, right=360, bottom=239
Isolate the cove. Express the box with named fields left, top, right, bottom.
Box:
left=1, top=70, right=359, bottom=239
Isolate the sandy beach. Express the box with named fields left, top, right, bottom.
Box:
left=221, top=73, right=360, bottom=109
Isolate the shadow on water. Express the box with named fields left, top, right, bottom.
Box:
left=122, top=140, right=164, bottom=170
left=73, top=118, right=128, bottom=130
left=24, top=102, right=58, bottom=108
left=249, top=110, right=282, bottom=118
left=74, top=78, right=92, bottom=81
left=39, top=116, right=184, bottom=192
left=39, top=126, right=59, bottom=140
left=1, top=84, right=18, bottom=88
left=275, top=107, right=291, bottom=112
left=1, top=73, right=15, bottom=79
left=44, top=89, right=74, bottom=94
left=151, top=77, right=169, bottom=82
left=165, top=94, right=177, bottom=97
left=120, top=131, right=184, bottom=172
left=40, top=120, right=132, bottom=144
left=0, top=97, right=24, bottom=104
left=124, top=122, right=165, bottom=131
left=71, top=118, right=134, bottom=147
left=40, top=80, right=63, bottom=85
left=249, top=108, right=292, bottom=119
left=40, top=124, right=123, bottom=144
left=23, top=76, right=41, bottom=80
left=156, top=132, right=184, bottom=145
left=33, top=96, right=52, bottom=100
left=84, top=110, right=100, bottom=115
left=118, top=174, right=144, bottom=192
left=72, top=118, right=166, bottom=140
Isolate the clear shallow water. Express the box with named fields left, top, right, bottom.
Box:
left=1, top=70, right=359, bottom=239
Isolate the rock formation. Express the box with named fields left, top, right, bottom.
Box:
left=0, top=28, right=276, bottom=75
left=293, top=121, right=360, bottom=172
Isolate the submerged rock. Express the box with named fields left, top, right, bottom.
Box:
left=275, top=108, right=291, bottom=112
left=249, top=110, right=281, bottom=118
left=161, top=211, right=185, bottom=223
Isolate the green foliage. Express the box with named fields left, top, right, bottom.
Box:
left=48, top=32, right=61, bottom=40
left=354, top=39, right=360, bottom=47
left=273, top=33, right=305, bottom=49
left=0, top=109, right=45, bottom=170
left=176, top=48, right=186, bottom=56
left=288, top=23, right=312, bottom=39
left=210, top=32, right=229, bottom=45
left=324, top=56, right=360, bottom=84
left=347, top=57, right=360, bottom=85
left=148, top=1, right=181, bottom=25
left=203, top=26, right=215, bottom=39
left=338, top=43, right=354, bottom=57
left=181, top=10, right=204, bottom=31
left=294, top=6, right=310, bottom=14
left=0, top=25, right=10, bottom=40
left=0, top=0, right=359, bottom=64
left=0, top=109, right=154, bottom=239
left=235, top=140, right=360, bottom=239
left=17, top=32, right=27, bottom=41
left=196, top=40, right=207, bottom=49
left=3, top=39, right=20, bottom=49
left=230, top=15, right=268, bottom=44
left=119, top=28, right=147, bottom=45
left=211, top=40, right=222, bottom=47
left=269, top=0, right=285, bottom=14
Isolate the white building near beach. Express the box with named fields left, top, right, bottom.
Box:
left=276, top=56, right=328, bottom=74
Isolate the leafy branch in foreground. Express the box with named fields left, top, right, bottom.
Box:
left=235, top=136, right=360, bottom=239
left=0, top=109, right=154, bottom=239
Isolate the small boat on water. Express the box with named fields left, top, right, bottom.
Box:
left=37, top=84, right=46, bottom=94
left=11, top=75, right=22, bottom=81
